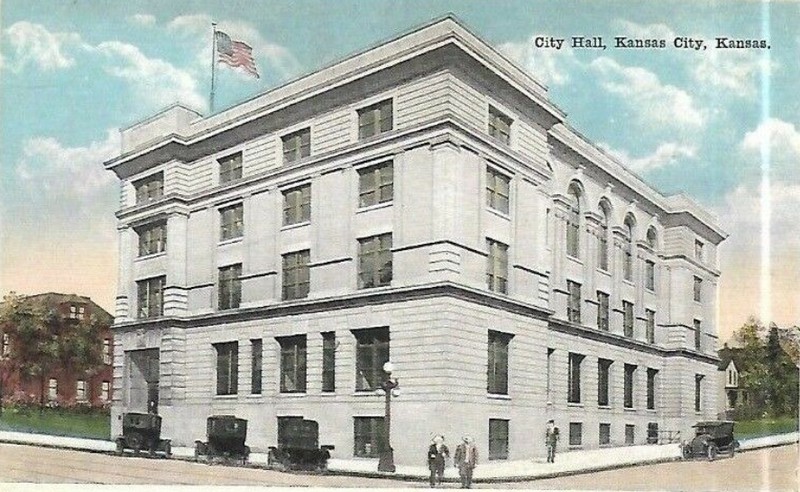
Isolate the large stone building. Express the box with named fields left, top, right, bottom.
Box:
left=105, top=16, right=726, bottom=465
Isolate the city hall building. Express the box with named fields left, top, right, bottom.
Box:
left=106, top=16, right=726, bottom=465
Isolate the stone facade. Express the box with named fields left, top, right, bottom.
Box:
left=105, top=16, right=726, bottom=465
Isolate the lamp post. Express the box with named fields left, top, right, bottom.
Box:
left=377, top=361, right=398, bottom=472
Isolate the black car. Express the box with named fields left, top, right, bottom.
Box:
left=682, top=420, right=739, bottom=461
left=195, top=415, right=251, bottom=464
left=268, top=417, right=334, bottom=471
left=115, top=412, right=172, bottom=457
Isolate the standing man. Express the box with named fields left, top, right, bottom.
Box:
left=545, top=419, right=559, bottom=463
left=427, top=435, right=449, bottom=487
left=454, top=435, right=478, bottom=489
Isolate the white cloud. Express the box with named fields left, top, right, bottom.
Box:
left=129, top=14, right=157, bottom=27
left=168, top=13, right=301, bottom=79
left=4, top=21, right=83, bottom=71
left=16, top=129, right=120, bottom=199
left=590, top=57, right=706, bottom=130
left=740, top=118, right=800, bottom=184
left=599, top=141, right=697, bottom=173
left=95, top=41, right=207, bottom=111
left=498, top=35, right=579, bottom=86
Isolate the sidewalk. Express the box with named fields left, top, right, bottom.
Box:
left=0, top=429, right=797, bottom=482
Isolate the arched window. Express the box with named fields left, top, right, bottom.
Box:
left=566, top=183, right=581, bottom=258
left=598, top=202, right=610, bottom=271
left=646, top=226, right=658, bottom=250
left=623, top=215, right=635, bottom=281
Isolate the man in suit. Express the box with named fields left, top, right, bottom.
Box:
left=545, top=419, right=559, bottom=463
left=427, top=435, right=449, bottom=487
left=453, top=435, right=478, bottom=489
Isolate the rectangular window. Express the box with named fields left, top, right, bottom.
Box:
left=599, top=423, right=611, bottom=445
left=137, top=276, right=165, bottom=319
left=134, top=172, right=163, bottom=204
left=278, top=335, right=307, bottom=393
left=251, top=339, right=262, bottom=395
left=282, top=127, right=311, bottom=163
left=695, top=374, right=704, bottom=411
left=486, top=167, right=510, bottom=214
left=358, top=234, right=392, bottom=289
left=486, top=239, right=509, bottom=294
left=101, top=381, right=110, bottom=401
left=598, top=358, right=612, bottom=407
left=624, top=364, right=637, bottom=409
left=488, top=106, right=512, bottom=144
left=1, top=333, right=9, bottom=356
left=645, top=260, right=655, bottom=291
left=358, top=161, right=394, bottom=207
left=215, top=341, right=238, bottom=395
left=137, top=221, right=167, bottom=257
left=568, top=352, right=584, bottom=404
left=694, top=319, right=702, bottom=350
left=48, top=378, right=58, bottom=401
left=322, top=332, right=336, bottom=393
left=103, top=338, right=112, bottom=365
left=488, top=419, right=509, bottom=460
left=623, top=249, right=633, bottom=281
left=219, top=203, right=244, bottom=241
left=218, top=264, right=242, bottom=310
left=623, top=301, right=634, bottom=338
left=354, top=416, right=384, bottom=457
left=625, top=424, right=635, bottom=444
left=283, top=184, right=311, bottom=225
left=693, top=276, right=702, bottom=302
left=218, top=152, right=243, bottom=184
left=76, top=380, right=86, bottom=402
left=598, top=229, right=609, bottom=271
left=647, top=368, right=658, bottom=410
left=645, top=309, right=656, bottom=344
left=597, top=292, right=609, bottom=331
left=358, top=99, right=393, bottom=140
left=569, top=422, right=583, bottom=446
left=354, top=327, right=389, bottom=392
left=546, top=348, right=554, bottom=402
left=282, top=250, right=310, bottom=300
left=69, top=304, right=85, bottom=320
left=488, top=330, right=512, bottom=395
left=567, top=281, right=581, bottom=323
left=695, top=240, right=704, bottom=261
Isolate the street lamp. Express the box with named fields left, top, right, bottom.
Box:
left=377, top=361, right=399, bottom=472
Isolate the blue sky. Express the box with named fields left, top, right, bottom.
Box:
left=1, top=0, right=798, bottom=341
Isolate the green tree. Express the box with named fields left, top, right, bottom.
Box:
left=0, top=292, right=104, bottom=412
left=732, top=317, right=768, bottom=410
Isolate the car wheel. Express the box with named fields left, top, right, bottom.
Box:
left=115, top=438, right=125, bottom=456
left=707, top=444, right=718, bottom=461
left=128, top=433, right=143, bottom=456
left=730, top=444, right=736, bottom=457
left=163, top=441, right=172, bottom=458
left=682, top=445, right=692, bottom=460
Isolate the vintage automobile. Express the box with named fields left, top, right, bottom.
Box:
left=115, top=412, right=172, bottom=458
left=194, top=415, right=251, bottom=464
left=682, top=420, right=739, bottom=461
left=267, top=417, right=334, bottom=471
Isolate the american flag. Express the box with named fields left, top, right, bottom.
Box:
left=215, top=30, right=259, bottom=78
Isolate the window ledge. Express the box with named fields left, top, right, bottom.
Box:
left=646, top=408, right=657, bottom=413
left=567, top=402, right=584, bottom=408
left=135, top=252, right=167, bottom=262
left=320, top=391, right=337, bottom=396
left=487, top=393, right=511, bottom=400
left=566, top=255, right=584, bottom=266
left=622, top=279, right=635, bottom=287
left=356, top=201, right=393, bottom=214
left=623, top=407, right=637, bottom=412
left=213, top=394, right=239, bottom=399
left=278, top=392, right=307, bottom=398
left=218, top=236, right=244, bottom=247
left=353, top=391, right=380, bottom=397
left=486, top=207, right=511, bottom=221
left=597, top=405, right=612, bottom=410
left=596, top=267, right=611, bottom=277
left=246, top=394, right=263, bottom=398
left=281, top=221, right=310, bottom=232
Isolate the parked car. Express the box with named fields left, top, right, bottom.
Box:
left=195, top=415, right=250, bottom=464
left=115, top=412, right=172, bottom=458
left=268, top=417, right=334, bottom=471
left=682, top=420, right=739, bottom=461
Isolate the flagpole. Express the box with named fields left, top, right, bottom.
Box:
left=210, top=21, right=217, bottom=114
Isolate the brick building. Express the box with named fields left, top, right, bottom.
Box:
left=0, top=293, right=113, bottom=408
left=106, top=16, right=726, bottom=465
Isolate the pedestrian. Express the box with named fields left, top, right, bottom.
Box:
left=545, top=419, right=559, bottom=463
left=454, top=435, right=478, bottom=489
left=427, top=435, right=449, bottom=487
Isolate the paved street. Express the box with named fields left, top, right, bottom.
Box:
left=0, top=442, right=797, bottom=490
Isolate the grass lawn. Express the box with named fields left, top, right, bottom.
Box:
left=0, top=407, right=110, bottom=440
left=736, top=416, right=799, bottom=439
